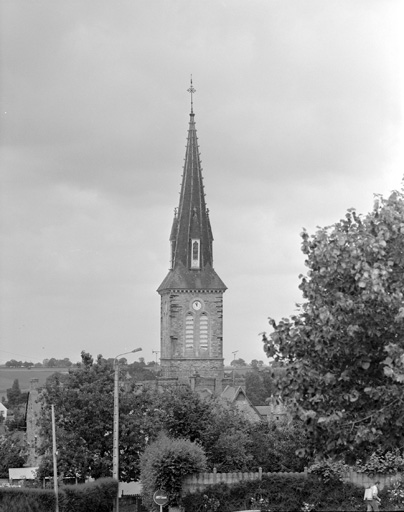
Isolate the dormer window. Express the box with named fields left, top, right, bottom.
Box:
left=191, top=239, right=200, bottom=268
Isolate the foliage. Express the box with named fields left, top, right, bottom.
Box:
left=0, top=478, right=117, bottom=512
left=5, top=360, right=34, bottom=368
left=0, top=487, right=56, bottom=512
left=60, top=477, right=117, bottom=512
left=181, top=474, right=365, bottom=512
left=263, top=187, right=404, bottom=459
left=247, top=420, right=311, bottom=472
left=5, top=407, right=27, bottom=431
left=36, top=357, right=256, bottom=482
left=140, top=433, right=207, bottom=510
left=245, top=371, right=268, bottom=405
left=355, top=449, right=404, bottom=474
left=245, top=367, right=287, bottom=406
left=230, top=358, right=246, bottom=367
left=37, top=351, right=146, bottom=482
left=36, top=351, right=312, bottom=482
left=0, top=432, right=27, bottom=478
left=385, top=476, right=404, bottom=509
left=6, top=379, right=24, bottom=408
left=307, top=459, right=348, bottom=483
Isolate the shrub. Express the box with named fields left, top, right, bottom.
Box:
left=181, top=474, right=364, bottom=511
left=307, top=459, right=348, bottom=483
left=384, top=476, right=404, bottom=509
left=140, top=433, right=207, bottom=510
left=0, top=487, right=56, bottom=512
left=0, top=478, right=117, bottom=512
left=61, top=477, right=117, bottom=512
left=355, top=450, right=404, bottom=475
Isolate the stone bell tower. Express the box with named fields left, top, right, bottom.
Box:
left=157, top=80, right=227, bottom=386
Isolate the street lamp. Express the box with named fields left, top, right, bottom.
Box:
left=113, top=348, right=142, bottom=512
left=232, top=350, right=238, bottom=386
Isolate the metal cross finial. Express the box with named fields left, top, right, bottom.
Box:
left=187, top=75, right=196, bottom=114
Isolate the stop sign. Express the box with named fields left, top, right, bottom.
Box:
left=153, top=489, right=169, bottom=506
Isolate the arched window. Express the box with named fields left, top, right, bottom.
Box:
left=185, top=313, right=194, bottom=350
left=191, top=239, right=200, bottom=268
left=199, top=313, right=208, bottom=351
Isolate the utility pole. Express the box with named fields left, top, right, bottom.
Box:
left=113, top=348, right=142, bottom=512
left=232, top=350, right=239, bottom=386
left=152, top=350, right=160, bottom=365
left=51, top=405, right=59, bottom=512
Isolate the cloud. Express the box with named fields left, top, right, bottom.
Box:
left=0, top=0, right=402, bottom=365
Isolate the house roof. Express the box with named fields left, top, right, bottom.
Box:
left=220, top=385, right=262, bottom=423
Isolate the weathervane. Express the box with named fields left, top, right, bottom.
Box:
left=187, top=75, right=196, bottom=114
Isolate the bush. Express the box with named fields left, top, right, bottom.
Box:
left=355, top=450, right=404, bottom=475
left=307, top=459, right=348, bottom=483
left=0, top=487, right=56, bottom=512
left=181, top=474, right=365, bottom=512
left=61, top=477, right=117, bottom=512
left=140, top=433, right=207, bottom=510
left=0, top=478, right=117, bottom=512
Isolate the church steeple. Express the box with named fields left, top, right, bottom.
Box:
left=158, top=82, right=226, bottom=292
left=157, top=81, right=226, bottom=386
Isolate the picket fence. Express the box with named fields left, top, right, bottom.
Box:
left=182, top=467, right=403, bottom=494
left=342, top=469, right=403, bottom=490
left=182, top=467, right=308, bottom=494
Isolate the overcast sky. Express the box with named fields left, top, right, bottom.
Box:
left=1, top=0, right=403, bottom=367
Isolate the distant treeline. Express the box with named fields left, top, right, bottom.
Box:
left=3, top=357, right=159, bottom=369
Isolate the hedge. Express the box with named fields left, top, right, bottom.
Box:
left=181, top=474, right=366, bottom=511
left=0, top=477, right=117, bottom=512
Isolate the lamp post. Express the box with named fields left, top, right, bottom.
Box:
left=232, top=350, right=238, bottom=386
left=113, top=348, right=142, bottom=512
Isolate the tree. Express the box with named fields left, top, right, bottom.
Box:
left=0, top=433, right=27, bottom=477
left=247, top=420, right=311, bottom=472
left=6, top=379, right=22, bottom=408
left=230, top=358, right=246, bottom=367
left=245, top=372, right=268, bottom=405
left=37, top=352, right=137, bottom=481
left=140, top=433, right=207, bottom=510
left=37, top=352, right=259, bottom=481
left=263, top=187, right=404, bottom=460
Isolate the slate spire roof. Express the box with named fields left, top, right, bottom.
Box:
left=158, top=101, right=226, bottom=293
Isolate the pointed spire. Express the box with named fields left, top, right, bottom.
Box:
left=158, top=82, right=226, bottom=292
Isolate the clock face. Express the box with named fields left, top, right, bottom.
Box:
left=192, top=300, right=202, bottom=311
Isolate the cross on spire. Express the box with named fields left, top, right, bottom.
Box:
left=187, top=75, right=196, bottom=114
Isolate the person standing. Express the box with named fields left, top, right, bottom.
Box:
left=364, top=485, right=373, bottom=511
left=368, top=481, right=381, bottom=511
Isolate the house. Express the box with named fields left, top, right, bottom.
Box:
left=8, top=467, right=38, bottom=486
left=220, top=385, right=262, bottom=423
left=255, top=395, right=289, bottom=424
left=0, top=403, right=7, bottom=421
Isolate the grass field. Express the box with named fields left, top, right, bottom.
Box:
left=0, top=367, right=69, bottom=398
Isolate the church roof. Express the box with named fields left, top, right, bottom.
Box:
left=158, top=92, right=226, bottom=293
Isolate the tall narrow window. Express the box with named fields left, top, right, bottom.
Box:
left=191, top=239, right=200, bottom=268
left=199, top=313, right=209, bottom=351
left=185, top=313, right=194, bottom=350
left=170, top=241, right=176, bottom=269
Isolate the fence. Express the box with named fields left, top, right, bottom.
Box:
left=342, top=469, right=403, bottom=490
left=182, top=467, right=403, bottom=494
left=182, top=467, right=308, bottom=494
